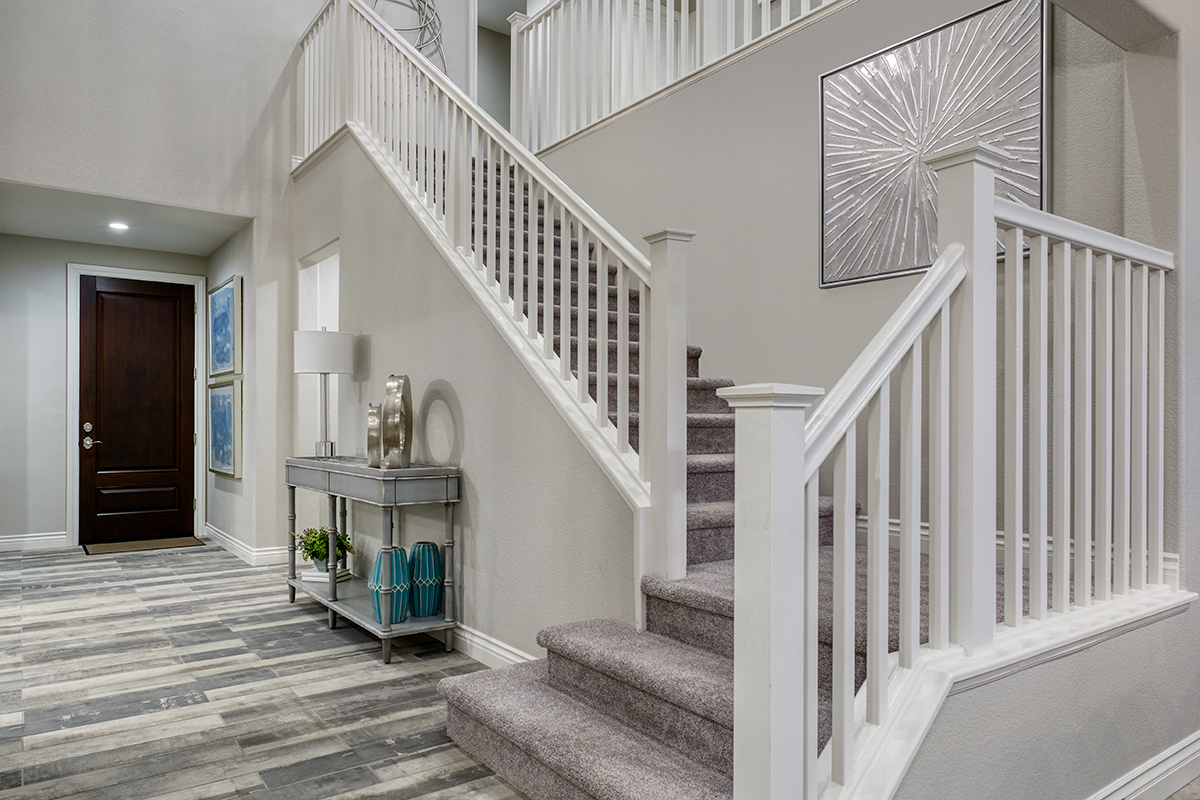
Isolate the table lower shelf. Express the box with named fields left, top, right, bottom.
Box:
left=287, top=576, right=456, bottom=658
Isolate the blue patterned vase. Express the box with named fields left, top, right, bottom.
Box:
left=408, top=541, right=442, bottom=618
left=368, top=547, right=410, bottom=625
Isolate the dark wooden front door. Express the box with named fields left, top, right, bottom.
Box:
left=80, top=276, right=195, bottom=544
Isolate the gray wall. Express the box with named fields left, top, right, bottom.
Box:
left=478, top=26, right=512, bottom=129
left=292, top=137, right=637, bottom=655
left=0, top=234, right=207, bottom=545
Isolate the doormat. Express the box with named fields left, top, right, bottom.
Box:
left=83, top=537, right=205, bottom=555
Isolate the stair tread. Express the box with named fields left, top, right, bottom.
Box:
left=439, top=660, right=733, bottom=800
left=687, top=453, right=735, bottom=472
left=687, top=501, right=734, bottom=530
left=537, top=619, right=734, bottom=729
left=623, top=412, right=735, bottom=426
left=642, top=560, right=734, bottom=619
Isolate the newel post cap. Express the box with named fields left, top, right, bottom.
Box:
left=643, top=228, right=697, bottom=246
left=508, top=11, right=529, bottom=27
left=923, top=140, right=1007, bottom=173
left=716, top=383, right=825, bottom=409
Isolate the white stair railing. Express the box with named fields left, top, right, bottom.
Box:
left=509, top=0, right=841, bottom=152
left=296, top=0, right=693, bottom=587
left=720, top=143, right=1176, bottom=799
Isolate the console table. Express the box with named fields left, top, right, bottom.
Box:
left=284, top=456, right=460, bottom=663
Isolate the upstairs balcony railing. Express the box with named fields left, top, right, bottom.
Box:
left=509, top=0, right=839, bottom=152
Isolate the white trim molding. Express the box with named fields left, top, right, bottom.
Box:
left=66, top=264, right=207, bottom=549
left=204, top=524, right=288, bottom=567
left=1088, top=728, right=1200, bottom=800
left=0, top=532, right=71, bottom=552
left=448, top=624, right=539, bottom=670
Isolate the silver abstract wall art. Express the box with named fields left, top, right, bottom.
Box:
left=821, top=0, right=1044, bottom=286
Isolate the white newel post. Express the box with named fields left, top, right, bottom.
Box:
left=337, top=0, right=351, bottom=130
left=644, top=229, right=694, bottom=581
left=717, top=384, right=824, bottom=800
left=924, top=142, right=1003, bottom=656
left=508, top=13, right=529, bottom=147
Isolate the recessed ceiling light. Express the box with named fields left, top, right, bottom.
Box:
left=109, top=222, right=129, bottom=231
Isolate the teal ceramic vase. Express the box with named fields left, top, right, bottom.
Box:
left=368, top=547, right=410, bottom=624
left=408, top=541, right=442, bottom=618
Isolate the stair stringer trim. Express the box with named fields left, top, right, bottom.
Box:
left=336, top=122, right=655, bottom=624
left=821, top=585, right=1197, bottom=799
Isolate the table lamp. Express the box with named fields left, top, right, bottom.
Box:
left=294, top=327, right=354, bottom=458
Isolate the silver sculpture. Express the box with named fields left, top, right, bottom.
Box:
left=820, top=0, right=1043, bottom=286
left=382, top=374, right=413, bottom=469
left=367, top=404, right=382, bottom=468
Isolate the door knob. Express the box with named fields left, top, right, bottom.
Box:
left=82, top=437, right=103, bottom=449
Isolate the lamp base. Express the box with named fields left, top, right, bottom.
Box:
left=315, top=440, right=335, bottom=459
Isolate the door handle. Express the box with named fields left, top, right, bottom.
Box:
left=82, top=437, right=103, bottom=449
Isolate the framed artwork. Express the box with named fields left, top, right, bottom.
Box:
left=820, top=0, right=1045, bottom=286
left=208, top=275, right=242, bottom=378
left=209, top=379, right=242, bottom=478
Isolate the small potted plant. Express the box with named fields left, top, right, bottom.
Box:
left=298, top=526, right=355, bottom=572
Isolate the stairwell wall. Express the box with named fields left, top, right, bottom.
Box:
left=290, top=135, right=638, bottom=658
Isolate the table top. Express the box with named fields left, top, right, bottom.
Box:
left=285, top=456, right=460, bottom=506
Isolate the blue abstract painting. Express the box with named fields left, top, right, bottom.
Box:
left=209, top=381, right=239, bottom=476
left=209, top=276, right=240, bottom=376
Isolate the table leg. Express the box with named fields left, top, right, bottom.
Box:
left=383, top=637, right=392, bottom=664
left=287, top=486, right=296, bottom=603
left=381, top=506, right=394, bottom=639
left=444, top=502, right=456, bottom=652
left=327, top=494, right=339, bottom=627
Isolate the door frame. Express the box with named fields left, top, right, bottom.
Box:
left=67, top=263, right=207, bottom=547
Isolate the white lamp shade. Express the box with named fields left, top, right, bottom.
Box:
left=294, top=330, right=354, bottom=374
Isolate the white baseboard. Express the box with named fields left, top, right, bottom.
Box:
left=0, top=531, right=70, bottom=552
left=204, top=524, right=289, bottom=566
left=444, top=624, right=538, bottom=669
left=1088, top=728, right=1200, bottom=800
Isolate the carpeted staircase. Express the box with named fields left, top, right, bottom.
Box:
left=437, top=166, right=1058, bottom=799
left=439, top=166, right=784, bottom=798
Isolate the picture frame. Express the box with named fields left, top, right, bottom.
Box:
left=819, top=0, right=1046, bottom=287
left=208, top=275, right=242, bottom=378
left=209, top=378, right=242, bottom=478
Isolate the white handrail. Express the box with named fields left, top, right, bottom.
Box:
left=995, top=198, right=1174, bottom=271
left=803, top=243, right=966, bottom=482
left=346, top=0, right=652, bottom=284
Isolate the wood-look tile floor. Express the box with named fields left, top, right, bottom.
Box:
left=0, top=544, right=528, bottom=799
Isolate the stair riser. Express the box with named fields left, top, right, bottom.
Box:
left=445, top=705, right=595, bottom=800
left=554, top=338, right=701, bottom=377
left=686, top=470, right=733, bottom=504
left=528, top=304, right=640, bottom=343
left=545, top=653, right=732, bottom=777
left=645, top=595, right=733, bottom=660
left=626, top=419, right=736, bottom=455
left=586, top=376, right=734, bottom=417
left=503, top=276, right=640, bottom=312
left=686, top=527, right=734, bottom=564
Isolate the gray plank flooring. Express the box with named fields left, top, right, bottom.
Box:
left=0, top=543, right=527, bottom=799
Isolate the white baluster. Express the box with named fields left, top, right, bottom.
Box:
left=1052, top=240, right=1071, bottom=614
left=929, top=301, right=950, bottom=650
left=597, top=243, right=610, bottom=429
left=832, top=425, right=856, bottom=785
left=1113, top=258, right=1132, bottom=595
left=716, top=384, right=823, bottom=800
left=1029, top=234, right=1050, bottom=619
left=617, top=263, right=631, bottom=454
left=1149, top=266, right=1165, bottom=585
left=1003, top=225, right=1024, bottom=626
left=899, top=340, right=921, bottom=666
left=1131, top=263, right=1148, bottom=590
left=1074, top=247, right=1094, bottom=607
left=866, top=379, right=889, bottom=725
left=1095, top=253, right=1114, bottom=600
